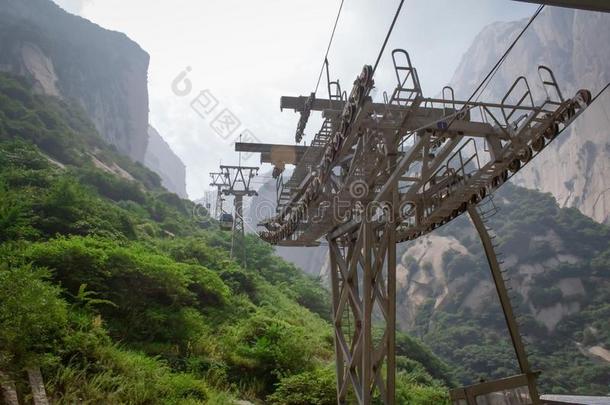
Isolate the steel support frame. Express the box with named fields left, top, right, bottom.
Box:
left=467, top=206, right=540, bottom=404
left=214, top=186, right=224, bottom=219
left=210, top=172, right=229, bottom=220
left=218, top=165, right=259, bottom=268
left=231, top=194, right=246, bottom=266
left=327, top=214, right=396, bottom=405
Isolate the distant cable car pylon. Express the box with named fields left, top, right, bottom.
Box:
left=209, top=171, right=229, bottom=219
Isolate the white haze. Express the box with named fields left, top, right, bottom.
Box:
left=52, top=0, right=537, bottom=199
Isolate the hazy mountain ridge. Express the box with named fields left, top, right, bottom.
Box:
left=0, top=0, right=150, bottom=162
left=398, top=8, right=610, bottom=392
left=0, top=0, right=189, bottom=198
left=145, top=125, right=188, bottom=198
left=397, top=183, right=610, bottom=394
left=448, top=7, right=610, bottom=224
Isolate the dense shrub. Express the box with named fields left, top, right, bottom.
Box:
left=0, top=72, right=452, bottom=402
left=267, top=367, right=336, bottom=405
left=0, top=263, right=67, bottom=371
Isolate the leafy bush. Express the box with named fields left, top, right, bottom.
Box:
left=529, top=286, right=563, bottom=308
left=228, top=313, right=313, bottom=394
left=0, top=263, right=67, bottom=371
left=395, top=372, right=449, bottom=405
left=267, top=367, right=336, bottom=405
left=0, top=72, right=453, bottom=402
left=22, top=236, right=230, bottom=344
left=77, top=167, right=146, bottom=203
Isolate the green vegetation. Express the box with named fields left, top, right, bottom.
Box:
left=413, top=183, right=610, bottom=395
left=0, top=73, right=450, bottom=403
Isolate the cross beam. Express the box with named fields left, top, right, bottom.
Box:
left=209, top=171, right=229, bottom=219
left=217, top=165, right=259, bottom=266
left=235, top=142, right=311, bottom=165
left=513, top=0, right=610, bottom=12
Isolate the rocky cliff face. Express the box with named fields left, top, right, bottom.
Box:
left=0, top=0, right=150, bottom=162
left=144, top=125, right=188, bottom=198
left=448, top=7, right=610, bottom=224
left=395, top=184, right=610, bottom=393
left=394, top=9, right=610, bottom=391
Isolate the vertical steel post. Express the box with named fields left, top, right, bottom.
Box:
left=327, top=217, right=397, bottom=404
left=362, top=220, right=373, bottom=404
left=467, top=206, right=540, bottom=404
left=386, top=220, right=396, bottom=403
left=328, top=238, right=347, bottom=404
left=214, top=185, right=223, bottom=219
left=231, top=194, right=246, bottom=267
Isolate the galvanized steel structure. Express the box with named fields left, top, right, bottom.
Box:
left=239, top=47, right=592, bottom=404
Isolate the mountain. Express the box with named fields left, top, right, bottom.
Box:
left=0, top=0, right=455, bottom=400
left=397, top=8, right=610, bottom=395
left=0, top=0, right=150, bottom=162
left=395, top=184, right=610, bottom=394
left=0, top=0, right=189, bottom=200
left=448, top=7, right=610, bottom=224
left=144, top=125, right=188, bottom=198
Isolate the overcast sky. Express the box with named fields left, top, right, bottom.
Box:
left=53, top=0, right=537, bottom=199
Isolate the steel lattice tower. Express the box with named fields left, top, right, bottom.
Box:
left=238, top=48, right=593, bottom=404
left=219, top=165, right=259, bottom=267
left=209, top=172, right=229, bottom=219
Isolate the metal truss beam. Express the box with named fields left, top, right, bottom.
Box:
left=235, top=142, right=311, bottom=165
left=246, top=48, right=594, bottom=404
left=467, top=206, right=540, bottom=404
left=217, top=165, right=259, bottom=267
left=513, top=0, right=610, bottom=12
left=328, top=215, right=396, bottom=405
left=209, top=172, right=229, bottom=219
left=220, top=165, right=259, bottom=198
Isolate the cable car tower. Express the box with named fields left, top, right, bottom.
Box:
left=218, top=164, right=259, bottom=266
left=239, top=48, right=593, bottom=404
left=209, top=171, right=229, bottom=219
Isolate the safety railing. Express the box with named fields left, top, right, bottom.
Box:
left=450, top=373, right=539, bottom=405
left=389, top=49, right=423, bottom=106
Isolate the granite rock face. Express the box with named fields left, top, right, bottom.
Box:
left=0, top=0, right=150, bottom=162
left=144, top=125, right=188, bottom=198
left=448, top=7, right=610, bottom=223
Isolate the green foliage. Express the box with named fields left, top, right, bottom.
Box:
left=0, top=180, right=38, bottom=241
left=47, top=344, right=210, bottom=404
left=71, top=283, right=118, bottom=311
left=529, top=286, right=563, bottom=308
left=21, top=236, right=230, bottom=344
left=416, top=182, right=610, bottom=395
left=0, top=72, right=452, bottom=402
left=395, top=372, right=450, bottom=405
left=0, top=262, right=67, bottom=371
left=267, top=367, right=336, bottom=405
left=395, top=331, right=455, bottom=386
left=77, top=166, right=146, bottom=203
